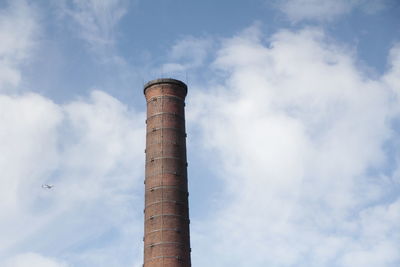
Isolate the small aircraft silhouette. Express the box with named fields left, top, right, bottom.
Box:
left=42, top=184, right=54, bottom=189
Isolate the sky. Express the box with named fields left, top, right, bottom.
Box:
left=0, top=0, right=399, bottom=266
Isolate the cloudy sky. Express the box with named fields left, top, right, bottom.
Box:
left=0, top=0, right=399, bottom=266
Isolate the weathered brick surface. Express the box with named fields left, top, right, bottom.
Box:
left=143, top=79, right=191, bottom=267
left=145, top=173, right=187, bottom=188
left=146, top=143, right=186, bottom=161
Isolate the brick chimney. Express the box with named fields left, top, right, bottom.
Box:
left=143, top=78, right=191, bottom=266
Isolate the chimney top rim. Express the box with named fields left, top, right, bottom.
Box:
left=143, top=78, right=187, bottom=95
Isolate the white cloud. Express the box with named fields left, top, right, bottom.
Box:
left=275, top=0, right=387, bottom=22
left=0, top=94, right=62, bottom=252
left=384, top=44, right=400, bottom=96
left=161, top=37, right=213, bottom=74
left=2, top=253, right=68, bottom=267
left=0, top=0, right=39, bottom=90
left=0, top=3, right=144, bottom=265
left=0, top=91, right=145, bottom=266
left=0, top=1, right=398, bottom=265
left=59, top=0, right=129, bottom=51
left=189, top=26, right=400, bottom=266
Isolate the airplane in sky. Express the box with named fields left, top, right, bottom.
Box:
left=42, top=184, right=54, bottom=189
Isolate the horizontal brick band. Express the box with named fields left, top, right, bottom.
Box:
left=146, top=127, right=186, bottom=136
left=146, top=141, right=184, bottom=147
left=147, top=185, right=187, bottom=192
left=146, top=228, right=182, bottom=235
left=146, top=214, right=189, bottom=222
left=147, top=95, right=185, bottom=103
left=146, top=156, right=183, bottom=163
left=146, top=112, right=185, bottom=121
left=145, top=200, right=187, bottom=208
left=144, top=255, right=185, bottom=264
left=145, top=171, right=185, bottom=177
left=145, top=241, right=185, bottom=249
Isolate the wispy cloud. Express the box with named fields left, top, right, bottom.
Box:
left=3, top=253, right=68, bottom=267
left=0, top=0, right=39, bottom=90
left=161, top=37, right=213, bottom=74
left=58, top=0, right=129, bottom=55
left=274, top=0, right=387, bottom=22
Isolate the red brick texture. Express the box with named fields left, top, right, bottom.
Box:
left=143, top=79, right=191, bottom=267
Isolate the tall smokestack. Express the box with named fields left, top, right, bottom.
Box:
left=143, top=78, right=191, bottom=266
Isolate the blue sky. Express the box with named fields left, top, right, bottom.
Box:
left=0, top=0, right=399, bottom=266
